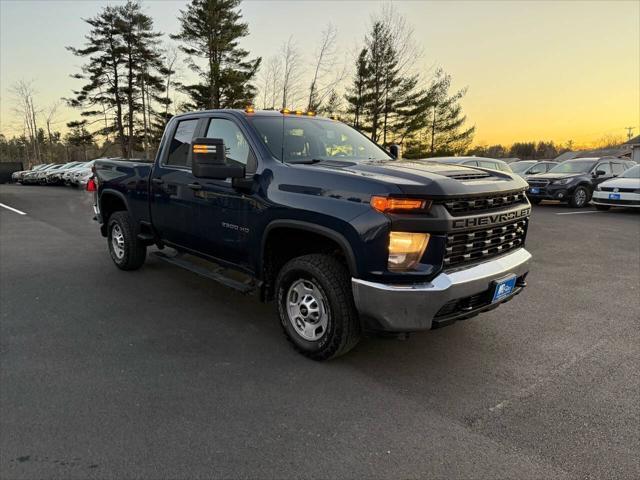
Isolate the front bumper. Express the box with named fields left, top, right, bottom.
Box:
left=352, top=248, right=531, bottom=332
left=592, top=191, right=640, bottom=207
left=527, top=183, right=573, bottom=201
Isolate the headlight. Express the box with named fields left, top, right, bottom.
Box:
left=388, top=232, right=430, bottom=271
left=596, top=186, right=602, bottom=191
left=552, top=178, right=571, bottom=185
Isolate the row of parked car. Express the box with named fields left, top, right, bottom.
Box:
left=429, top=156, right=639, bottom=210
left=12, top=160, right=99, bottom=188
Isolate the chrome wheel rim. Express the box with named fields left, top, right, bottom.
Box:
left=575, top=189, right=587, bottom=206
left=111, top=224, right=125, bottom=260
left=286, top=279, right=328, bottom=341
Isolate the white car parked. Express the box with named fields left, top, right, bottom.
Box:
left=591, top=164, right=640, bottom=210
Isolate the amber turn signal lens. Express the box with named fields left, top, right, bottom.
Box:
left=370, top=196, right=430, bottom=213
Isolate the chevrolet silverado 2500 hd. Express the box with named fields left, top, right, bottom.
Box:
left=92, top=109, right=532, bottom=360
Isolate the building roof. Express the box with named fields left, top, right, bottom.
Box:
left=554, top=146, right=632, bottom=162
left=622, top=135, right=640, bottom=146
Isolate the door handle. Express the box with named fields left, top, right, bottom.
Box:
left=188, top=182, right=202, bottom=191
left=152, top=178, right=164, bottom=185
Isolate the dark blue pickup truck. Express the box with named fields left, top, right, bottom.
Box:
left=92, top=109, right=532, bottom=360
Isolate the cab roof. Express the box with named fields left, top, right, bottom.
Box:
left=173, top=109, right=334, bottom=121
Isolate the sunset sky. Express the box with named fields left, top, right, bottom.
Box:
left=1, top=0, right=638, bottom=147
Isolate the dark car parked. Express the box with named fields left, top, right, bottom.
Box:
left=526, top=157, right=635, bottom=207
left=510, top=160, right=557, bottom=178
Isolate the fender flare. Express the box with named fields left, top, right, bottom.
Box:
left=99, top=188, right=129, bottom=214
left=261, top=219, right=359, bottom=277
left=98, top=189, right=130, bottom=236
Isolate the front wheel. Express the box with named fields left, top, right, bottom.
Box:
left=529, top=198, right=542, bottom=205
left=569, top=186, right=590, bottom=208
left=107, top=211, right=146, bottom=270
left=276, top=254, right=361, bottom=360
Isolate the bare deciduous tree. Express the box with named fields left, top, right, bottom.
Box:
left=10, top=80, right=41, bottom=165
left=259, top=55, right=282, bottom=110
left=44, top=101, right=61, bottom=145
left=307, top=24, right=345, bottom=112
left=280, top=36, right=303, bottom=109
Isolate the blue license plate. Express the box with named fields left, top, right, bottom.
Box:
left=608, top=193, right=620, bottom=200
left=530, top=187, right=540, bottom=194
left=492, top=275, right=517, bottom=303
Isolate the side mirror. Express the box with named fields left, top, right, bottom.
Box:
left=389, top=144, right=401, bottom=159
left=191, top=137, right=244, bottom=180
left=595, top=169, right=606, bottom=177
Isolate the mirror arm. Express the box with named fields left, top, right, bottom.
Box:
left=232, top=175, right=254, bottom=192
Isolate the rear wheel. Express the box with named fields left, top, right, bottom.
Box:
left=107, top=211, right=146, bottom=270
left=569, top=186, right=590, bottom=208
left=276, top=254, right=361, bottom=360
left=595, top=204, right=611, bottom=211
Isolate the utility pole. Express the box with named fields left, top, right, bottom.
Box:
left=625, top=126, right=635, bottom=141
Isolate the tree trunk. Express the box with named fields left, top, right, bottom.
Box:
left=430, top=108, right=437, bottom=155
left=141, top=71, right=148, bottom=160
left=127, top=49, right=134, bottom=159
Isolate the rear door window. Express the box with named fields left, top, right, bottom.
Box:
left=165, top=119, right=198, bottom=167
left=612, top=162, right=626, bottom=175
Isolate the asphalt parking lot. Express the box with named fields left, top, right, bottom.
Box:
left=1, top=184, right=638, bottom=479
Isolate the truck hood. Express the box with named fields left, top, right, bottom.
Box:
left=302, top=159, right=527, bottom=197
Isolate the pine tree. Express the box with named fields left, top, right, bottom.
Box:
left=361, top=22, right=391, bottom=143
left=116, top=1, right=164, bottom=158
left=405, top=69, right=475, bottom=158
left=426, top=69, right=475, bottom=155
left=68, top=1, right=164, bottom=158
left=345, top=49, right=369, bottom=129
left=172, top=0, right=261, bottom=109
left=67, top=5, right=127, bottom=156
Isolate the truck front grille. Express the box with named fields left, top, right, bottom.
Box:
left=440, top=190, right=527, bottom=215
left=444, top=218, right=528, bottom=269
left=600, top=187, right=636, bottom=193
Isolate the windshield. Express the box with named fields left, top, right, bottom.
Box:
left=620, top=164, right=640, bottom=178
left=510, top=161, right=536, bottom=173
left=549, top=160, right=596, bottom=174
left=250, top=116, right=392, bottom=163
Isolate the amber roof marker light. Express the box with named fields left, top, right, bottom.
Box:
left=279, top=108, right=316, bottom=116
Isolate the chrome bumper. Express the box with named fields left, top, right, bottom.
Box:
left=351, top=248, right=532, bottom=332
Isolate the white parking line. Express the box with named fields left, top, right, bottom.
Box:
left=0, top=203, right=27, bottom=215
left=555, top=210, right=603, bottom=215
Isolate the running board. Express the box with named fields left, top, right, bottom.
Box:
left=151, top=251, right=255, bottom=294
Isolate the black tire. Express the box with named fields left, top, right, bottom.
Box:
left=569, top=186, right=590, bottom=208
left=595, top=204, right=610, bottom=211
left=530, top=198, right=542, bottom=205
left=107, top=211, right=146, bottom=270
left=276, top=254, right=361, bottom=360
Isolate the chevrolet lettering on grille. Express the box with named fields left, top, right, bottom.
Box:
left=452, top=207, right=531, bottom=230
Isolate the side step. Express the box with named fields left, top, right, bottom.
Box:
left=151, top=250, right=255, bottom=294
